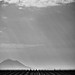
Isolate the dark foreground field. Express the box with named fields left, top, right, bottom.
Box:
left=0, top=70, right=75, bottom=75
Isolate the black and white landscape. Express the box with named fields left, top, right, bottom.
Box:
left=0, top=0, right=75, bottom=70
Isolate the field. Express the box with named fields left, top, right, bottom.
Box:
left=0, top=70, right=75, bottom=75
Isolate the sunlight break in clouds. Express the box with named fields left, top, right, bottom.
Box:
left=1, top=0, right=75, bottom=7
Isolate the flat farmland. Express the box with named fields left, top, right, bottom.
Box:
left=0, top=70, right=75, bottom=75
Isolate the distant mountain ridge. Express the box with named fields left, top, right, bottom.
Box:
left=0, top=59, right=31, bottom=70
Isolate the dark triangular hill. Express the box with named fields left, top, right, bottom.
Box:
left=0, top=59, right=31, bottom=70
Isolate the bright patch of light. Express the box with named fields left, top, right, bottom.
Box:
left=0, top=0, right=75, bottom=7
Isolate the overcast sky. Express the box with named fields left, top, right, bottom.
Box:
left=0, top=2, right=75, bottom=70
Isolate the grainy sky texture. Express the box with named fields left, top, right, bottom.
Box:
left=0, top=0, right=75, bottom=70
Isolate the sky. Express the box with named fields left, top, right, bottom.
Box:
left=0, top=1, right=75, bottom=70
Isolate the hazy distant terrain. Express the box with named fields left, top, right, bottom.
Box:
left=0, top=59, right=31, bottom=70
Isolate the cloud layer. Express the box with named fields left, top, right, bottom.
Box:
left=1, top=0, right=75, bottom=7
